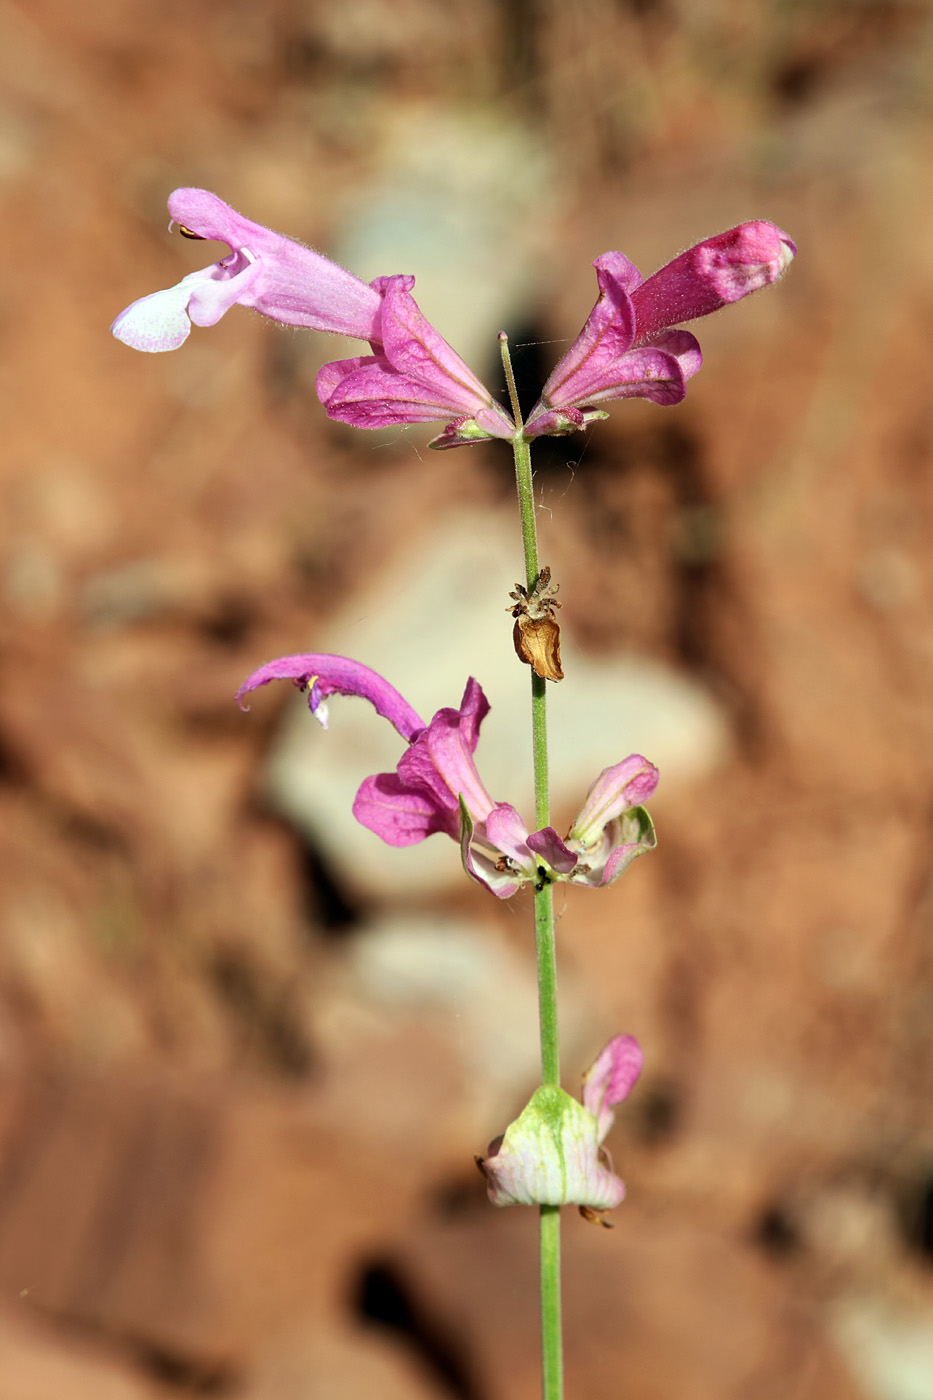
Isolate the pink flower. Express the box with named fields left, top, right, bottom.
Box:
left=111, top=189, right=515, bottom=449
left=478, top=1035, right=644, bottom=1217
left=237, top=655, right=658, bottom=898
left=524, top=221, right=796, bottom=437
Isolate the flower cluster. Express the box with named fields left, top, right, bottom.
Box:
left=113, top=189, right=795, bottom=446
left=115, top=189, right=796, bottom=1229
left=237, top=653, right=658, bottom=899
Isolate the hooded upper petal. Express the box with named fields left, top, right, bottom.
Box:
left=630, top=220, right=797, bottom=342
left=236, top=653, right=424, bottom=740
left=113, top=188, right=385, bottom=353
left=167, top=189, right=384, bottom=339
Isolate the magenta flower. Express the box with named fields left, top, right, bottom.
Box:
left=524, top=221, right=797, bottom=438
left=111, top=189, right=515, bottom=449
left=237, top=654, right=658, bottom=899
left=478, top=1034, right=644, bottom=1217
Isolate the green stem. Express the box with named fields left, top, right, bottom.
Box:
left=500, top=334, right=563, bottom=1400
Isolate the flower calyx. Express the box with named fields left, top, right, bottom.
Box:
left=509, top=566, right=563, bottom=682
left=477, top=1034, right=644, bottom=1222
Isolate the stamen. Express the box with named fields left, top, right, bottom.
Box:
left=178, top=225, right=207, bottom=241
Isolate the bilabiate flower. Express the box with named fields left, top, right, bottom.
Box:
left=524, top=221, right=797, bottom=437
left=237, top=654, right=658, bottom=899
left=111, top=189, right=515, bottom=449
left=478, top=1034, right=644, bottom=1218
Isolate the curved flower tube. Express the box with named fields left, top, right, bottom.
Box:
left=524, top=221, right=796, bottom=437
left=112, top=189, right=515, bottom=448
left=478, top=1034, right=644, bottom=1219
left=237, top=654, right=658, bottom=899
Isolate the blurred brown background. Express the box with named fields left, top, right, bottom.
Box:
left=1, top=0, right=933, bottom=1396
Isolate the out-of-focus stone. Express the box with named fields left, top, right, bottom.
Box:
left=263, top=510, right=728, bottom=898
left=0, top=1058, right=419, bottom=1367
left=243, top=1322, right=449, bottom=1400
left=312, top=915, right=598, bottom=1158
left=0, top=1309, right=160, bottom=1400
left=332, top=106, right=554, bottom=376
left=832, top=1294, right=933, bottom=1400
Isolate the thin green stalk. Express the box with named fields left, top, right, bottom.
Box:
left=500, top=333, right=564, bottom=1400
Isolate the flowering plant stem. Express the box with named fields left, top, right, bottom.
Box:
left=501, top=335, right=563, bottom=1400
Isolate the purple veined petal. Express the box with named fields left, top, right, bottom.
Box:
left=582, top=1034, right=644, bottom=1142
left=167, top=188, right=385, bottom=341
left=236, top=653, right=424, bottom=742
left=643, top=328, right=702, bottom=381
left=562, top=346, right=689, bottom=409
left=630, top=221, right=797, bottom=342
left=458, top=797, right=526, bottom=898
left=316, top=355, right=377, bottom=408
left=570, top=755, right=659, bottom=846
left=353, top=771, right=453, bottom=847
left=321, top=358, right=489, bottom=428
left=526, top=825, right=578, bottom=875
left=376, top=275, right=505, bottom=419
left=396, top=680, right=495, bottom=826
left=533, top=252, right=639, bottom=415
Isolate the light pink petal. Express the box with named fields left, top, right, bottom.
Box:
left=459, top=800, right=526, bottom=899
left=569, top=807, right=657, bottom=888
left=582, top=1035, right=644, bottom=1143
left=236, top=653, right=424, bottom=741
left=631, top=221, right=797, bottom=342
left=168, top=188, right=384, bottom=340
left=570, top=755, right=659, bottom=846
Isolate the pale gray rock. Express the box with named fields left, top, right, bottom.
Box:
left=332, top=106, right=554, bottom=375
left=832, top=1296, right=933, bottom=1400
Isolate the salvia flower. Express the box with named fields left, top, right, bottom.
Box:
left=111, top=189, right=515, bottom=449
left=524, top=221, right=797, bottom=438
left=237, top=654, right=658, bottom=899
left=478, top=1035, right=644, bottom=1219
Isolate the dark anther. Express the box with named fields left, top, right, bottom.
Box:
left=178, top=225, right=207, bottom=240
